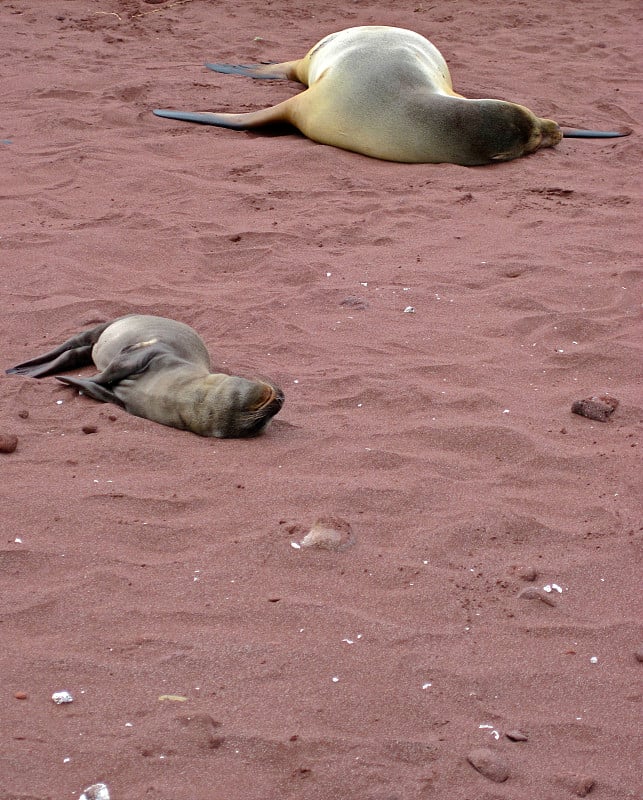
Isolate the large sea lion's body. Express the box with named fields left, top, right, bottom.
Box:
left=154, top=26, right=627, bottom=165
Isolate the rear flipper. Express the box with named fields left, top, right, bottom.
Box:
left=153, top=109, right=252, bottom=129
left=204, top=60, right=302, bottom=81
left=154, top=95, right=298, bottom=131
left=562, top=127, right=632, bottom=138
left=5, top=321, right=111, bottom=378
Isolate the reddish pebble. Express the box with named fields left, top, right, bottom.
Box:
left=14, top=691, right=28, bottom=700
left=556, top=773, right=595, bottom=797
left=466, top=747, right=510, bottom=782
left=505, top=729, right=528, bottom=742
left=82, top=425, right=98, bottom=434
left=571, top=394, right=619, bottom=422
left=0, top=433, right=18, bottom=453
left=339, top=296, right=369, bottom=310
left=635, top=647, right=643, bottom=663
left=574, top=776, right=595, bottom=797
left=18, top=409, right=29, bottom=419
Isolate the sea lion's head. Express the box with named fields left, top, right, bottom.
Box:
left=199, top=375, right=284, bottom=437
left=481, top=101, right=562, bottom=162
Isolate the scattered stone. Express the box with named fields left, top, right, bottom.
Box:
left=18, top=409, right=29, bottom=419
left=571, top=394, right=619, bottom=422
left=14, top=691, right=28, bottom=700
left=0, top=433, right=18, bottom=454
left=79, top=784, right=110, bottom=800
left=82, top=425, right=98, bottom=434
left=518, top=586, right=556, bottom=607
left=52, top=690, right=73, bottom=704
left=339, top=296, right=368, bottom=310
left=466, top=747, right=510, bottom=782
left=158, top=694, right=187, bottom=702
left=555, top=773, right=595, bottom=797
left=300, top=516, right=353, bottom=550
left=516, top=565, right=538, bottom=582
left=635, top=647, right=643, bottom=663
left=505, top=729, right=528, bottom=742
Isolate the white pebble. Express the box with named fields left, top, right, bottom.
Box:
left=79, top=784, right=110, bottom=800
left=52, top=690, right=73, bottom=704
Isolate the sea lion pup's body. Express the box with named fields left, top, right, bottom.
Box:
left=154, top=26, right=566, bottom=165
left=6, top=315, right=284, bottom=438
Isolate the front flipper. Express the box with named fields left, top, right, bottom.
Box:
left=57, top=341, right=173, bottom=408
left=562, top=127, right=632, bottom=138
left=56, top=375, right=124, bottom=406
left=6, top=321, right=111, bottom=378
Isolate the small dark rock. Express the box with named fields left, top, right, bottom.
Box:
left=18, top=409, right=29, bottom=419
left=635, top=647, right=643, bottom=663
left=571, top=395, right=619, bottom=422
left=466, top=747, right=509, bottom=782
left=82, top=425, right=98, bottom=434
left=0, top=433, right=18, bottom=453
left=505, top=729, right=528, bottom=742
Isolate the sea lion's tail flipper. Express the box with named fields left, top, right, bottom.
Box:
left=5, top=321, right=112, bottom=379
left=204, top=60, right=302, bottom=81
left=562, top=127, right=632, bottom=139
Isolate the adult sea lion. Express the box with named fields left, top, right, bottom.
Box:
left=153, top=26, right=629, bottom=165
left=6, top=315, right=284, bottom=438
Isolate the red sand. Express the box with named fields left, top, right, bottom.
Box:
left=1, top=2, right=641, bottom=798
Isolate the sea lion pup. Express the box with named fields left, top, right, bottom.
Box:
left=6, top=315, right=284, bottom=438
left=153, top=26, right=628, bottom=165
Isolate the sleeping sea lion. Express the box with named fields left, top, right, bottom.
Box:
left=6, top=315, right=284, bottom=438
left=153, top=26, right=629, bottom=165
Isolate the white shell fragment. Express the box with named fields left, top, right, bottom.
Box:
left=403, top=306, right=415, bottom=313
left=79, top=784, right=110, bottom=800
left=52, top=690, right=73, bottom=704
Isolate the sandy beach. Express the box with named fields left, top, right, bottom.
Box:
left=1, top=1, right=641, bottom=798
